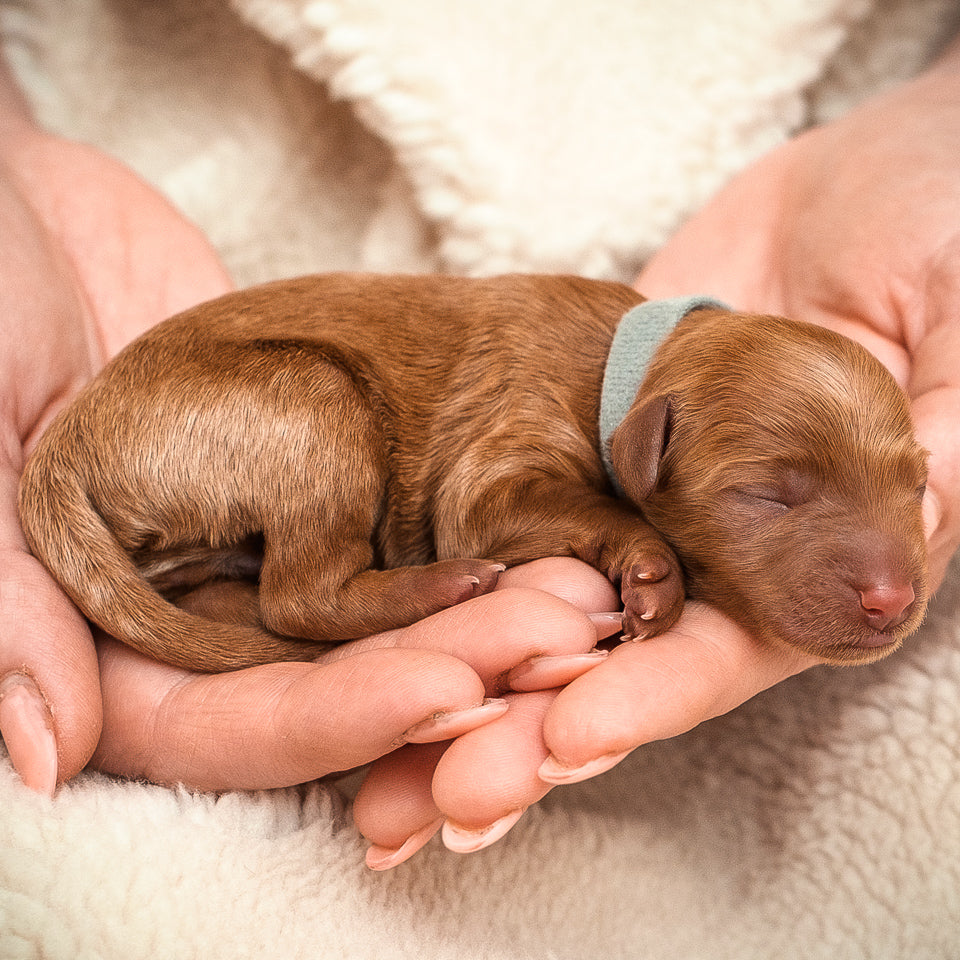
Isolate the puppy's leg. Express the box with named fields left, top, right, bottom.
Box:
left=260, top=518, right=503, bottom=641
left=176, top=580, right=266, bottom=630
left=252, top=362, right=501, bottom=641
left=437, top=477, right=684, bottom=640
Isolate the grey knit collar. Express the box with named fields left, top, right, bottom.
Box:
left=600, top=295, right=728, bottom=494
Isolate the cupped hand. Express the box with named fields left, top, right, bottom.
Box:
left=0, top=63, right=233, bottom=792
left=89, top=561, right=617, bottom=790
left=354, top=564, right=813, bottom=869
left=357, top=41, right=960, bottom=866
left=87, top=558, right=622, bottom=873
left=639, top=40, right=960, bottom=586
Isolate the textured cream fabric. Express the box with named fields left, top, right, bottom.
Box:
left=2, top=1, right=959, bottom=956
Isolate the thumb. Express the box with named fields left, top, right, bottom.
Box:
left=910, top=392, right=960, bottom=589
left=909, top=242, right=960, bottom=588
left=0, top=461, right=102, bottom=792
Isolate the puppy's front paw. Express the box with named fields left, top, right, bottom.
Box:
left=620, top=549, right=684, bottom=640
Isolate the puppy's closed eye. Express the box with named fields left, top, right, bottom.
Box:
left=727, top=466, right=818, bottom=513
left=729, top=485, right=794, bottom=513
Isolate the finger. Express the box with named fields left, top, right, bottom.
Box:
left=90, top=635, right=499, bottom=791
left=355, top=602, right=804, bottom=866
left=357, top=690, right=558, bottom=866
left=538, top=602, right=814, bottom=783
left=494, top=556, right=620, bottom=611
left=505, top=649, right=611, bottom=692
left=93, top=563, right=613, bottom=798
left=354, top=742, right=447, bottom=870
left=0, top=555, right=102, bottom=792
left=0, top=465, right=102, bottom=793
left=352, top=559, right=623, bottom=868
left=496, top=560, right=623, bottom=689
left=909, top=254, right=960, bottom=587
left=436, top=690, right=556, bottom=851
left=315, top=584, right=601, bottom=693
left=912, top=394, right=960, bottom=587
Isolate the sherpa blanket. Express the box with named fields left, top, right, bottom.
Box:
left=2, top=1, right=960, bottom=957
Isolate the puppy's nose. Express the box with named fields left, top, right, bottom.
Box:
left=858, top=581, right=916, bottom=632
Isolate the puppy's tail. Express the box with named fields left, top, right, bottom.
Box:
left=17, top=451, right=324, bottom=673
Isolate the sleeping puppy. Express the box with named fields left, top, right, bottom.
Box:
left=18, top=273, right=928, bottom=672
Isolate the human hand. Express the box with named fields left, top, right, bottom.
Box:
left=0, top=91, right=619, bottom=812
left=0, top=64, right=589, bottom=808
left=356, top=42, right=960, bottom=866
left=0, top=60, right=233, bottom=793
left=0, top=124, right=606, bottom=810
left=638, top=39, right=960, bottom=587
left=354, top=562, right=812, bottom=868
left=0, top=64, right=698, bottom=827
left=87, top=560, right=620, bottom=837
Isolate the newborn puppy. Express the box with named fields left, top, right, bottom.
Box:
left=18, top=273, right=928, bottom=672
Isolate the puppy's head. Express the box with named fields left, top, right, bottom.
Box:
left=611, top=309, right=929, bottom=665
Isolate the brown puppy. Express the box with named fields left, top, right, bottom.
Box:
left=18, top=273, right=928, bottom=672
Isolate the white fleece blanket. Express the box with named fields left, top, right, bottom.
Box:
left=2, top=1, right=960, bottom=956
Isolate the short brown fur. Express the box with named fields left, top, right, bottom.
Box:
left=18, top=273, right=928, bottom=671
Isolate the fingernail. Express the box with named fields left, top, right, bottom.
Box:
left=402, top=698, right=509, bottom=744
left=0, top=674, right=58, bottom=797
left=441, top=809, right=525, bottom=854
left=507, top=650, right=609, bottom=691
left=538, top=749, right=632, bottom=785
left=588, top=611, right=624, bottom=639
left=366, top=819, right=443, bottom=871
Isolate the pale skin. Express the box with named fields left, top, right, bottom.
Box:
left=2, top=34, right=960, bottom=870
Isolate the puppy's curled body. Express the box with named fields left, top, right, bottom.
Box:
left=18, top=273, right=928, bottom=672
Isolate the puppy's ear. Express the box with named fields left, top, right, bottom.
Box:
left=609, top=394, right=673, bottom=503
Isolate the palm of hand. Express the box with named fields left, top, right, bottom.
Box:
left=0, top=128, right=232, bottom=787
left=9, top=132, right=233, bottom=396
left=638, top=71, right=960, bottom=585
left=0, top=128, right=618, bottom=860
